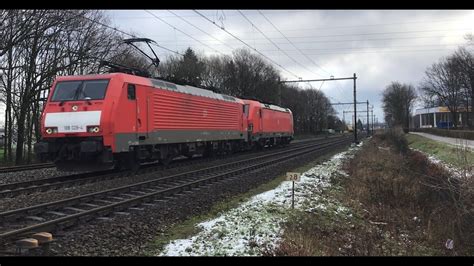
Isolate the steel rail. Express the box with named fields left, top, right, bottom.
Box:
left=0, top=136, right=353, bottom=241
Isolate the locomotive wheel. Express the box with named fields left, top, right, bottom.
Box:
left=129, top=159, right=140, bottom=172
left=161, top=155, right=173, bottom=169
left=118, top=152, right=140, bottom=171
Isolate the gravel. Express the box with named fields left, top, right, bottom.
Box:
left=0, top=168, right=84, bottom=185
left=17, top=140, right=352, bottom=256
left=0, top=140, right=328, bottom=212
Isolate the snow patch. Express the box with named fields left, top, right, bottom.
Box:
left=411, top=148, right=473, bottom=179
left=158, top=142, right=364, bottom=256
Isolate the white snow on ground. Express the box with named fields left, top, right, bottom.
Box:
left=410, top=148, right=473, bottom=179
left=158, top=142, right=364, bottom=256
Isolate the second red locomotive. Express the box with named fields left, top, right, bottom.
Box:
left=34, top=73, right=294, bottom=170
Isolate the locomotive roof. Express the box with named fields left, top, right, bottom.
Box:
left=149, top=78, right=242, bottom=104
left=260, top=103, right=291, bottom=113
left=55, top=73, right=242, bottom=104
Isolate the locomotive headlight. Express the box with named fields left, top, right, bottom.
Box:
left=87, top=126, right=100, bottom=133
left=45, top=127, right=58, bottom=134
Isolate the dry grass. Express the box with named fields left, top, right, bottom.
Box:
left=272, top=128, right=474, bottom=256
left=343, top=129, right=474, bottom=255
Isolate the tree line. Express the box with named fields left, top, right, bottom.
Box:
left=0, top=10, right=339, bottom=165
left=157, top=48, right=340, bottom=136
left=382, top=36, right=473, bottom=129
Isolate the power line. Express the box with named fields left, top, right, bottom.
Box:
left=193, top=9, right=300, bottom=79
left=166, top=10, right=236, bottom=53
left=133, top=40, right=465, bottom=58
left=140, top=41, right=466, bottom=53
left=72, top=10, right=183, bottom=56
left=143, top=28, right=470, bottom=43
left=144, top=10, right=225, bottom=56
left=231, top=27, right=472, bottom=40
left=255, top=17, right=466, bottom=32
left=258, top=10, right=332, bottom=77
left=147, top=33, right=467, bottom=46
left=296, top=48, right=460, bottom=56
left=238, top=10, right=322, bottom=78
left=251, top=34, right=468, bottom=45
left=259, top=43, right=465, bottom=52
left=113, top=12, right=465, bottom=33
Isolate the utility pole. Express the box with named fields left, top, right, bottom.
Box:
left=353, top=73, right=358, bottom=143
left=371, top=105, right=374, bottom=134
left=366, top=100, right=370, bottom=136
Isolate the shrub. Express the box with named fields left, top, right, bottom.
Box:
left=345, top=132, right=474, bottom=254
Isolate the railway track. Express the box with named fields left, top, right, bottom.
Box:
left=0, top=135, right=346, bottom=198
left=0, top=135, right=343, bottom=175
left=0, top=163, right=55, bottom=173
left=0, top=135, right=352, bottom=243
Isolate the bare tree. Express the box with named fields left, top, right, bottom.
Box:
left=421, top=56, right=464, bottom=128
left=382, top=81, right=417, bottom=129
left=0, top=10, right=123, bottom=164
left=451, top=47, right=474, bottom=128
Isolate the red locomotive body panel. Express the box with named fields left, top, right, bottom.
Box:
left=261, top=108, right=294, bottom=134
left=40, top=73, right=153, bottom=153
left=39, top=73, right=246, bottom=154
left=40, top=74, right=121, bottom=149
left=36, top=72, right=293, bottom=170
left=243, top=99, right=294, bottom=138
left=150, top=87, right=243, bottom=131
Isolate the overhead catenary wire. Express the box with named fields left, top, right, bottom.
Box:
left=112, top=13, right=465, bottom=33
left=166, top=10, right=236, bottom=53
left=259, top=43, right=466, bottom=53
left=237, top=10, right=323, bottom=78
left=224, top=27, right=472, bottom=40
left=193, top=9, right=300, bottom=79
left=71, top=10, right=183, bottom=56
left=143, top=27, right=471, bottom=43
left=150, top=33, right=468, bottom=46
left=299, top=48, right=462, bottom=56
left=144, top=10, right=225, bottom=56
left=257, top=10, right=332, bottom=77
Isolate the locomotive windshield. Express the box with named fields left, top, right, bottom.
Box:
left=51, top=79, right=109, bottom=102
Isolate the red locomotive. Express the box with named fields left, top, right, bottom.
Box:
left=34, top=73, right=294, bottom=171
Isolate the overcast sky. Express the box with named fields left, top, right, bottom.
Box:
left=1, top=10, right=473, bottom=126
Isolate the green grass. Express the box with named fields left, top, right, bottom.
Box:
left=144, top=146, right=349, bottom=256
left=0, top=148, right=6, bottom=167
left=406, top=133, right=474, bottom=169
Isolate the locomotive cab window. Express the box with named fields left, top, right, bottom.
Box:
left=243, top=104, right=249, bottom=117
left=127, top=84, right=136, bottom=100
left=51, top=79, right=109, bottom=102
left=81, top=80, right=108, bottom=100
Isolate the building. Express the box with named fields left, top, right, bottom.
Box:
left=413, top=106, right=472, bottom=129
